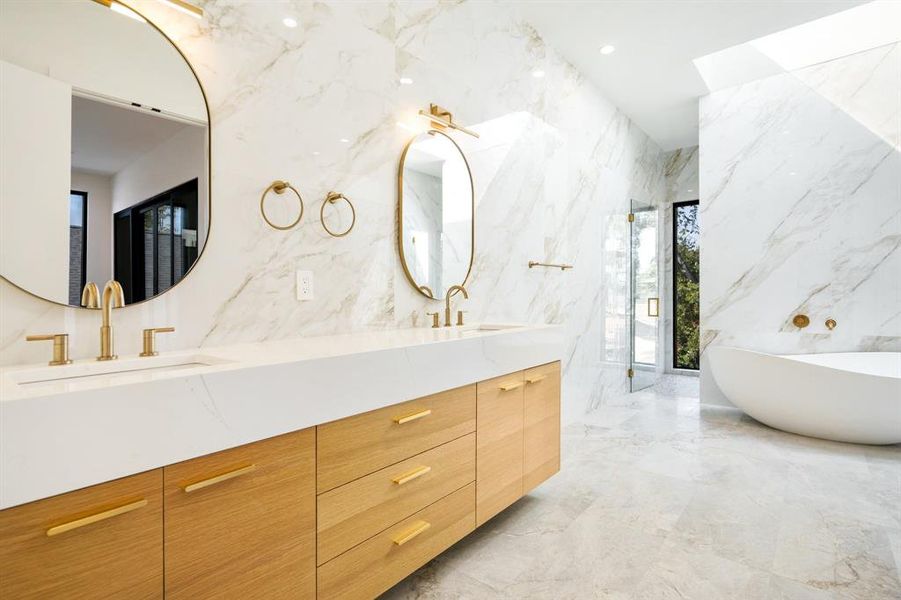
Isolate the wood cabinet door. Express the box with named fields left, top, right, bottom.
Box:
left=164, top=429, right=316, bottom=599
left=0, top=469, right=163, bottom=600
left=523, top=361, right=561, bottom=493
left=476, top=370, right=524, bottom=526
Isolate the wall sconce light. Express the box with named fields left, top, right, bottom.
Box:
left=417, top=104, right=480, bottom=138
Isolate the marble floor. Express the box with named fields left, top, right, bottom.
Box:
left=384, top=375, right=901, bottom=599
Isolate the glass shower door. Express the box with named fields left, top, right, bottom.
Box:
left=630, top=200, right=660, bottom=392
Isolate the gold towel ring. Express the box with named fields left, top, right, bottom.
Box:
left=320, top=191, right=356, bottom=237
left=261, top=180, right=304, bottom=230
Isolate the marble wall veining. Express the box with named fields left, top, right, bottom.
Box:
left=699, top=42, right=901, bottom=405
left=662, top=146, right=699, bottom=374
left=0, top=0, right=666, bottom=422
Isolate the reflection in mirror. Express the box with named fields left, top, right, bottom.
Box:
left=399, top=130, right=473, bottom=300
left=0, top=0, right=209, bottom=307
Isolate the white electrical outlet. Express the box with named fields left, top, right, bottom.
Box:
left=296, top=270, right=314, bottom=300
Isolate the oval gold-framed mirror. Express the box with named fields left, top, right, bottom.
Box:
left=397, top=130, right=474, bottom=300
left=0, top=0, right=210, bottom=308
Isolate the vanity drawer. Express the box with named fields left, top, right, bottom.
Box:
left=318, top=482, right=476, bottom=600
left=317, top=384, right=476, bottom=493
left=164, top=429, right=316, bottom=599
left=318, top=432, right=474, bottom=565
left=0, top=469, right=163, bottom=600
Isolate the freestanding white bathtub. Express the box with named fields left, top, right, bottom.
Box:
left=708, top=347, right=901, bottom=445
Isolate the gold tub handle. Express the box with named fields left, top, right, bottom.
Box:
left=393, top=520, right=431, bottom=546
left=46, top=498, right=147, bottom=537
left=392, top=465, right=432, bottom=485
left=394, top=409, right=431, bottom=425
left=183, top=464, right=257, bottom=493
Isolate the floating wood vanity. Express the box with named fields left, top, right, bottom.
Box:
left=0, top=353, right=561, bottom=599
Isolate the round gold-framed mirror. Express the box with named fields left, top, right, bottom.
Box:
left=0, top=0, right=210, bottom=308
left=397, top=130, right=474, bottom=300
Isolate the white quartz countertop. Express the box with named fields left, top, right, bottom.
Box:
left=0, top=323, right=563, bottom=509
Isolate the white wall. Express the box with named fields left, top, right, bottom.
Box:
left=700, top=42, right=900, bottom=405
left=71, top=170, right=113, bottom=287
left=0, top=60, right=71, bottom=304
left=0, top=0, right=205, bottom=122
left=112, top=124, right=208, bottom=241
left=0, top=1, right=666, bottom=422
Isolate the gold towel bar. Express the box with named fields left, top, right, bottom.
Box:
left=392, top=465, right=432, bottom=485
left=394, top=409, right=431, bottom=424
left=46, top=499, right=147, bottom=537
left=393, top=520, right=431, bottom=546
left=529, top=261, right=573, bottom=271
left=184, top=464, right=257, bottom=493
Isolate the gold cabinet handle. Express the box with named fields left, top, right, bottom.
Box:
left=183, top=464, right=257, bottom=493
left=499, top=381, right=524, bottom=392
left=392, top=465, right=431, bottom=485
left=394, top=409, right=431, bottom=424
left=526, top=374, right=547, bottom=384
left=393, top=520, right=431, bottom=546
left=46, top=498, right=147, bottom=537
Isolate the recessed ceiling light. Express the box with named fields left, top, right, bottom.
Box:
left=312, top=151, right=320, bottom=156
left=339, top=138, right=350, bottom=144
left=789, top=171, right=797, bottom=176
left=399, top=77, right=414, bottom=85
left=600, top=44, right=616, bottom=55
left=532, top=69, right=546, bottom=78
left=283, top=17, right=298, bottom=28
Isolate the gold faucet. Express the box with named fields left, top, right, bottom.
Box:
left=98, top=280, right=125, bottom=361
left=81, top=282, right=100, bottom=309
left=444, top=285, right=469, bottom=327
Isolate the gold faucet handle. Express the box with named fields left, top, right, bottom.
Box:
left=26, top=334, right=72, bottom=366
left=140, top=327, right=175, bottom=357
left=426, top=312, right=440, bottom=329
left=456, top=310, right=467, bottom=326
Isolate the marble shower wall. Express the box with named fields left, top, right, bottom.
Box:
left=662, top=146, right=699, bottom=374
left=0, top=0, right=666, bottom=422
left=700, top=42, right=901, bottom=405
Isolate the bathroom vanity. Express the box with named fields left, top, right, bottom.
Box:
left=0, top=324, right=562, bottom=599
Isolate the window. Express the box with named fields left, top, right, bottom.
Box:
left=673, top=200, right=699, bottom=370
left=68, top=191, right=88, bottom=305
left=113, top=179, right=199, bottom=303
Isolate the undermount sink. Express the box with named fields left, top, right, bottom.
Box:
left=10, top=354, right=231, bottom=387
left=458, top=323, right=524, bottom=335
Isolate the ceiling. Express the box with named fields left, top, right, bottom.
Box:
left=522, top=0, right=865, bottom=150
left=71, top=95, right=196, bottom=175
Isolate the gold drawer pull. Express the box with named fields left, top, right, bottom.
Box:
left=392, top=465, right=431, bottom=485
left=499, top=381, right=524, bottom=392
left=393, top=520, right=431, bottom=546
left=184, top=464, right=257, bottom=493
left=394, top=409, right=431, bottom=424
left=526, top=375, right=547, bottom=384
left=46, top=499, right=147, bottom=537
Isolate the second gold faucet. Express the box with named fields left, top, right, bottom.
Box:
left=444, top=285, right=468, bottom=327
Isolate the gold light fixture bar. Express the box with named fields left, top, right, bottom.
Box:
left=418, top=104, right=480, bottom=138
left=157, top=0, right=203, bottom=18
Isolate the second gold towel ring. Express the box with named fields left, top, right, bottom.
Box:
left=261, top=180, right=304, bottom=230
left=320, top=191, right=356, bottom=237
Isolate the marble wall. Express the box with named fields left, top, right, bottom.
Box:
left=700, top=42, right=901, bottom=405
left=661, top=146, right=699, bottom=374
left=0, top=0, right=666, bottom=422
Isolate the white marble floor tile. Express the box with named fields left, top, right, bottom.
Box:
left=383, top=375, right=901, bottom=599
